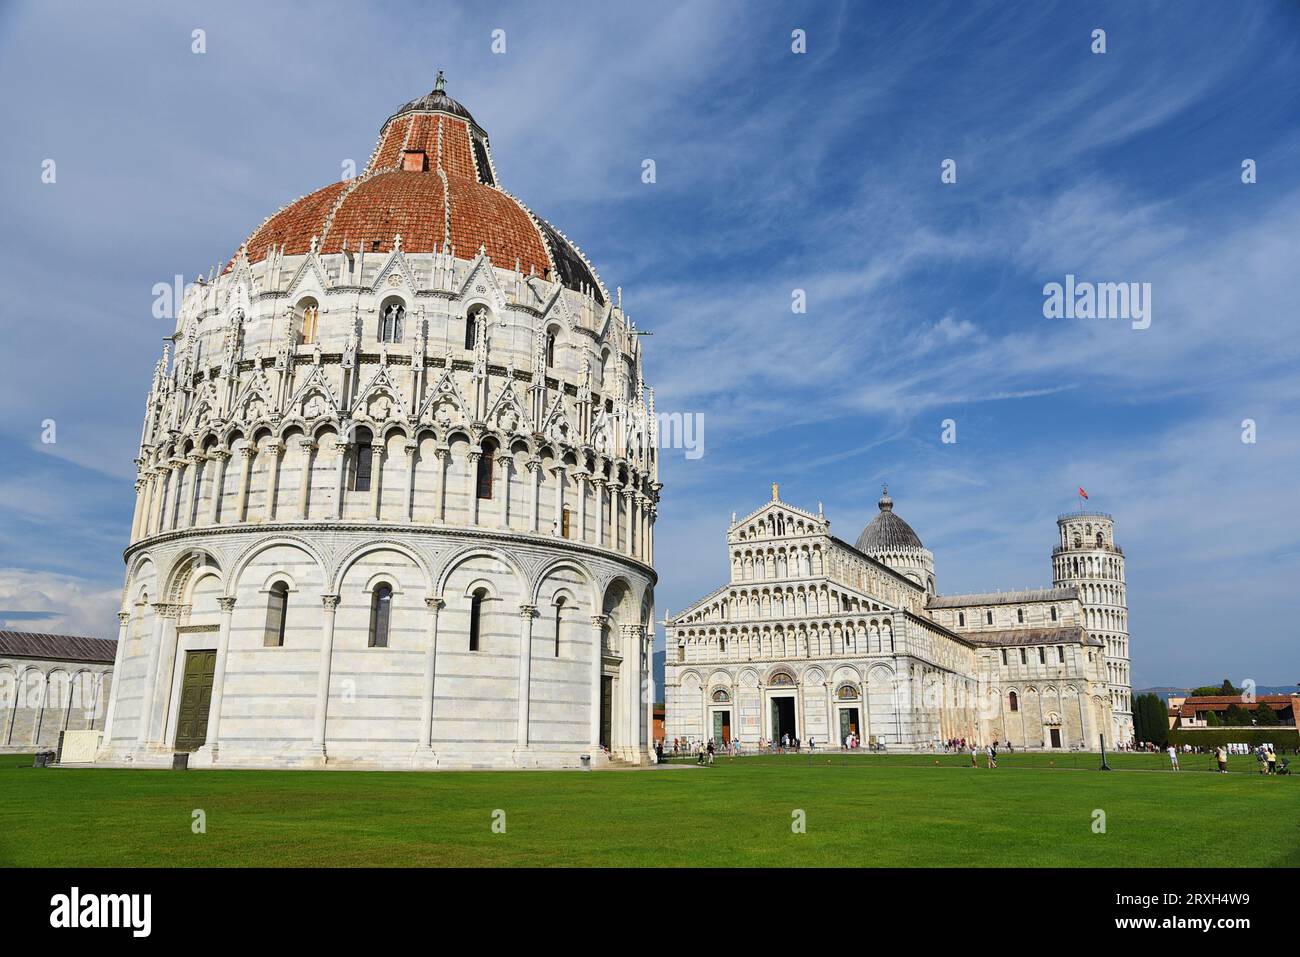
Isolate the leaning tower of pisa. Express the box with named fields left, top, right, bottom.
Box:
left=1052, top=510, right=1132, bottom=744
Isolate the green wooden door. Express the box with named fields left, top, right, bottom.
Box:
left=174, top=650, right=217, bottom=751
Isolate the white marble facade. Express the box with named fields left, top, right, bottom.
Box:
left=665, top=488, right=1129, bottom=751
left=97, top=80, right=658, bottom=770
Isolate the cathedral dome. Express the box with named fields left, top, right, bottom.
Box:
left=231, top=72, right=605, bottom=304
left=855, top=487, right=924, bottom=552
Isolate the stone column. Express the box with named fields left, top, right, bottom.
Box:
left=130, top=479, right=146, bottom=541
left=590, top=614, right=607, bottom=750
left=185, top=454, right=206, bottom=528
left=433, top=446, right=449, bottom=522
left=466, top=450, right=481, bottom=525
left=140, top=470, right=158, bottom=536
left=156, top=464, right=176, bottom=533
left=825, top=681, right=835, bottom=744
left=234, top=445, right=256, bottom=523
left=593, top=477, right=606, bottom=548
left=496, top=453, right=512, bottom=529
left=624, top=486, right=635, bottom=556
left=296, top=438, right=316, bottom=519
left=136, top=603, right=177, bottom=747
left=206, top=451, right=230, bottom=525
left=623, top=624, right=644, bottom=758
left=311, top=595, right=341, bottom=756
left=203, top=596, right=237, bottom=750
left=552, top=465, right=566, bottom=536
left=368, top=443, right=384, bottom=520
left=101, top=611, right=131, bottom=746
left=263, top=441, right=284, bottom=521
left=418, top=597, right=444, bottom=750
left=575, top=469, right=589, bottom=542
left=527, top=457, right=542, bottom=532
left=334, top=441, right=352, bottom=520
left=403, top=442, right=418, bottom=523
left=517, top=604, right=537, bottom=747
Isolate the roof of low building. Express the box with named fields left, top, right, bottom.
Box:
left=0, top=631, right=116, bottom=663
left=965, top=625, right=1097, bottom=648
left=1175, top=694, right=1297, bottom=713
left=930, top=587, right=1078, bottom=609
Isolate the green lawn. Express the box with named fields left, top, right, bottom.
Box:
left=1, top=752, right=1295, bottom=867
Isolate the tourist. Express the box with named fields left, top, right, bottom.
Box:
left=707, top=739, right=715, bottom=764
left=987, top=744, right=997, bottom=769
left=809, top=735, right=816, bottom=752
left=1266, top=746, right=1277, bottom=775
left=971, top=744, right=978, bottom=767
left=1166, top=744, right=1179, bottom=771
left=1215, top=745, right=1228, bottom=773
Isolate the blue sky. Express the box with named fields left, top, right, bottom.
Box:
left=0, top=1, right=1296, bottom=687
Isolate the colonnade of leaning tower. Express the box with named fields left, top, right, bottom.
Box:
left=1052, top=511, right=1132, bottom=743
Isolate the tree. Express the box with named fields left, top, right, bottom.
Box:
left=1205, top=710, right=1221, bottom=727
left=1223, top=704, right=1254, bottom=726
left=1255, top=704, right=1280, bottom=726
left=1221, top=679, right=1238, bottom=695
left=1144, top=695, right=1170, bottom=747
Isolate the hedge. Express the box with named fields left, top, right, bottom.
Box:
left=1168, top=727, right=1300, bottom=751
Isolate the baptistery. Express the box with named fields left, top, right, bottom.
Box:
left=98, top=75, right=660, bottom=769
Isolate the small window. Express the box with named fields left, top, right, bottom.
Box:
left=1096, top=532, right=1104, bottom=548
left=1001, top=648, right=1007, bottom=665
left=554, top=597, right=565, bottom=657
left=986, top=610, right=993, bottom=625
left=958, top=612, right=965, bottom=627
left=369, top=583, right=392, bottom=648
left=465, top=308, right=483, bottom=350
left=300, top=302, right=319, bottom=344
left=379, top=301, right=404, bottom=343
left=1050, top=605, right=1058, bottom=622
left=476, top=448, right=494, bottom=499
left=264, top=581, right=289, bottom=647
left=1017, top=608, right=1024, bottom=623
left=561, top=506, right=571, bottom=539
left=469, top=588, right=486, bottom=651
left=1020, top=648, right=1027, bottom=665
left=1058, top=646, right=1065, bottom=663
left=545, top=331, right=556, bottom=369
left=353, top=429, right=373, bottom=492
left=1038, top=647, right=1046, bottom=664
left=1009, top=691, right=1019, bottom=713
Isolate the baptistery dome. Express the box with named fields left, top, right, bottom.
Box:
left=99, top=76, right=659, bottom=772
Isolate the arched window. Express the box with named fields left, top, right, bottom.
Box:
left=476, top=446, right=494, bottom=499
left=466, top=306, right=486, bottom=350
left=300, top=300, right=319, bottom=344
left=469, top=588, right=486, bottom=651
left=264, top=581, right=289, bottom=647
left=379, top=300, right=404, bottom=343
left=353, top=428, right=373, bottom=492
left=1096, top=532, right=1104, bottom=547
left=1009, top=691, right=1019, bottom=713
left=553, top=596, right=565, bottom=657
left=1017, top=608, right=1024, bottom=623
left=561, top=506, right=571, bottom=539
left=1050, top=605, right=1058, bottom=622
left=369, top=583, right=392, bottom=648
left=958, top=612, right=965, bottom=627
left=985, top=610, right=993, bottom=625
left=545, top=330, right=556, bottom=369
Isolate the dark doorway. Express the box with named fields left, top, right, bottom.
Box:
left=174, top=649, right=217, bottom=751
left=599, top=675, right=613, bottom=750
left=712, top=709, right=731, bottom=744
left=1049, top=727, right=1062, bottom=749
left=838, top=707, right=860, bottom=744
left=770, top=696, right=796, bottom=741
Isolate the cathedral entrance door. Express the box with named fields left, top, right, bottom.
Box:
left=838, top=707, right=860, bottom=745
left=174, top=649, right=217, bottom=752
left=770, top=696, right=796, bottom=742
left=1049, top=727, right=1062, bottom=749
left=712, top=709, right=731, bottom=744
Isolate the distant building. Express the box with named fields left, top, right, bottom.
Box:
left=0, top=631, right=117, bottom=752
left=1171, top=694, right=1298, bottom=729
left=665, top=487, right=1133, bottom=751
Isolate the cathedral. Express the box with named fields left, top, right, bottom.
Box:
left=664, top=487, right=1133, bottom=751
left=96, top=76, right=659, bottom=770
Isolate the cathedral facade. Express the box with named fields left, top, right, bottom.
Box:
left=664, top=488, right=1133, bottom=751
left=97, top=78, right=659, bottom=770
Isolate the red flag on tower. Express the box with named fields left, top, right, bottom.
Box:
left=1078, top=487, right=1088, bottom=500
